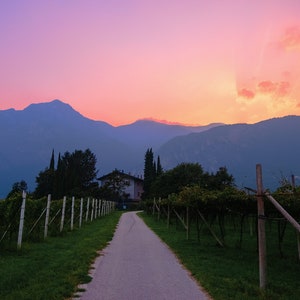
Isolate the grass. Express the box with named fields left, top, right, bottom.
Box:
left=140, top=212, right=300, bottom=300
left=0, top=211, right=123, bottom=300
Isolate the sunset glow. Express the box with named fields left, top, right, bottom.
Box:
left=1, top=1, right=300, bottom=126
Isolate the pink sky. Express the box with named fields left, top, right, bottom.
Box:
left=1, top=0, right=300, bottom=126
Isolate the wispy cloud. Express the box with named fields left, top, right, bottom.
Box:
left=279, top=26, right=300, bottom=51
left=258, top=80, right=290, bottom=97
left=238, top=88, right=255, bottom=99
left=238, top=80, right=290, bottom=100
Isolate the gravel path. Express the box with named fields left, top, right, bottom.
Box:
left=76, top=211, right=211, bottom=300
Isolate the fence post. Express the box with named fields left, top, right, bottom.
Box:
left=86, top=197, right=90, bottom=222
left=98, top=199, right=102, bottom=216
left=71, top=196, right=75, bottom=230
left=95, top=199, right=98, bottom=219
left=17, top=191, right=27, bottom=250
left=79, top=198, right=83, bottom=228
left=44, top=194, right=51, bottom=239
left=91, top=199, right=95, bottom=221
left=186, top=206, right=190, bottom=240
left=256, top=164, right=267, bottom=289
left=60, top=196, right=66, bottom=232
left=101, top=200, right=105, bottom=216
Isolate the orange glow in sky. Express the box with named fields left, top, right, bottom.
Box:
left=0, top=0, right=300, bottom=126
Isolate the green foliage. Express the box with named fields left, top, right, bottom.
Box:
left=143, top=148, right=156, bottom=199
left=156, top=155, right=163, bottom=176
left=147, top=163, right=236, bottom=200
left=34, top=148, right=99, bottom=199
left=0, top=211, right=122, bottom=300
left=6, top=180, right=28, bottom=199
left=141, top=212, right=300, bottom=300
left=0, top=196, right=111, bottom=249
left=99, top=170, right=130, bottom=202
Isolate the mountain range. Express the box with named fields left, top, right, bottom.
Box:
left=0, top=99, right=299, bottom=198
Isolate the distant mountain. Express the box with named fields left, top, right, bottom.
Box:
left=157, top=115, right=300, bottom=190
left=1, top=99, right=298, bottom=198
left=113, top=119, right=222, bottom=151
left=0, top=100, right=133, bottom=198
left=0, top=99, right=220, bottom=198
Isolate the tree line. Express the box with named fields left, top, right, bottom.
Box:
left=142, top=148, right=234, bottom=200
left=7, top=149, right=99, bottom=200
left=4, top=147, right=241, bottom=201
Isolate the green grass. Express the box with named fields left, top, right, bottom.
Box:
left=140, top=212, right=300, bottom=300
left=0, top=211, right=123, bottom=300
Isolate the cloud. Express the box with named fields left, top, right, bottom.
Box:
left=238, top=88, right=255, bottom=99
left=258, top=81, right=276, bottom=93
left=279, top=26, right=300, bottom=51
left=257, top=80, right=290, bottom=97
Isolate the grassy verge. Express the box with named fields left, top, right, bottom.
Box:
left=0, top=211, right=123, bottom=300
left=140, top=212, right=300, bottom=300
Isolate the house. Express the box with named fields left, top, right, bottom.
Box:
left=98, top=170, right=144, bottom=202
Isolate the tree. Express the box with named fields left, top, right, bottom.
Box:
left=100, top=170, right=130, bottom=202
left=156, top=155, right=163, bottom=176
left=34, top=168, right=55, bottom=198
left=151, top=163, right=204, bottom=198
left=56, top=149, right=98, bottom=197
left=34, top=150, right=56, bottom=198
left=6, top=180, right=28, bottom=199
left=143, top=148, right=156, bottom=199
left=34, top=148, right=99, bottom=198
left=49, top=149, right=55, bottom=170
left=204, top=167, right=234, bottom=190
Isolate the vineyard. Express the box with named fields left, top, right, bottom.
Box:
left=142, top=165, right=300, bottom=292
left=0, top=193, right=115, bottom=250
left=144, top=185, right=300, bottom=252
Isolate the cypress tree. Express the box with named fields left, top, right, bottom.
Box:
left=143, top=148, right=154, bottom=199
left=49, top=149, right=55, bottom=170
left=156, top=155, right=163, bottom=176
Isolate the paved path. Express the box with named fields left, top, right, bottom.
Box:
left=77, top=211, right=211, bottom=300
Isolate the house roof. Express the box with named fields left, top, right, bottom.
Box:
left=98, top=170, right=144, bottom=182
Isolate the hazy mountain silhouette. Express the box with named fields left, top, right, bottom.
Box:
left=0, top=99, right=220, bottom=197
left=1, top=99, right=298, bottom=197
left=157, top=115, right=300, bottom=190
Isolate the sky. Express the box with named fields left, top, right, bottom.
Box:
left=1, top=0, right=300, bottom=126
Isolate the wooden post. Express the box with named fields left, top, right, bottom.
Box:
left=85, top=197, right=90, bottom=222
left=17, top=191, right=27, bottom=250
left=256, top=164, right=267, bottom=289
left=71, top=196, right=75, bottom=230
left=91, top=198, right=94, bottom=221
left=158, top=197, right=161, bottom=221
left=264, top=192, right=300, bottom=261
left=197, top=209, right=224, bottom=247
left=60, top=196, right=66, bottom=232
left=101, top=200, right=104, bottom=216
left=79, top=198, right=83, bottom=228
left=186, top=206, right=190, bottom=240
left=98, top=199, right=102, bottom=216
left=95, top=199, right=98, bottom=218
left=44, top=194, right=51, bottom=239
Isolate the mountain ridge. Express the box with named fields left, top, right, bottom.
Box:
left=157, top=115, right=300, bottom=190
left=0, top=99, right=221, bottom=198
left=0, top=99, right=299, bottom=198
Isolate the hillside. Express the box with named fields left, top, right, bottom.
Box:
left=1, top=99, right=299, bottom=197
left=157, top=115, right=300, bottom=190
left=0, top=100, right=219, bottom=197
